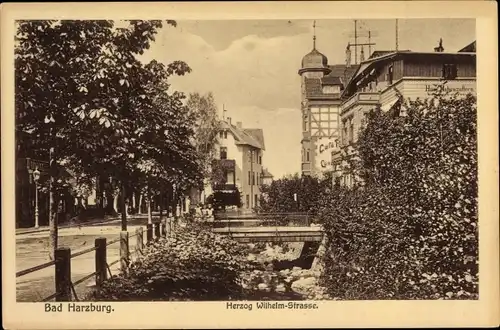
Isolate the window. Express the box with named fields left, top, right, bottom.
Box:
left=349, top=118, right=354, bottom=143
left=219, top=131, right=223, bottom=138
left=387, top=65, right=394, bottom=85
left=306, top=150, right=310, bottom=162
left=227, top=171, right=234, bottom=184
left=246, top=195, right=250, bottom=208
left=220, top=147, right=227, bottom=160
left=442, top=64, right=457, bottom=80
left=224, top=131, right=227, bottom=139
left=254, top=194, right=258, bottom=208
left=252, top=172, right=255, bottom=185
left=248, top=171, right=251, bottom=185
left=259, top=156, right=262, bottom=164
left=303, top=115, right=309, bottom=132
left=343, top=120, right=348, bottom=145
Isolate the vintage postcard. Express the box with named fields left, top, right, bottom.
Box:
left=2, top=1, right=499, bottom=329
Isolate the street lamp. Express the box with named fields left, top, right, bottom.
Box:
left=32, top=167, right=41, bottom=229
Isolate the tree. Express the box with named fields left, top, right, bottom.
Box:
left=186, top=92, right=222, bottom=185
left=258, top=173, right=331, bottom=217
left=15, top=19, right=196, bottom=256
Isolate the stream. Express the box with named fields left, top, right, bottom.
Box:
left=238, top=242, right=332, bottom=301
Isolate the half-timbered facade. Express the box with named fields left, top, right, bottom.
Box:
left=298, top=44, right=358, bottom=176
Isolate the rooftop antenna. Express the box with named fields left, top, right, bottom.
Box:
left=395, top=19, right=399, bottom=51
left=354, top=20, right=357, bottom=64
left=313, top=20, right=316, bottom=49
left=368, top=30, right=372, bottom=55
left=346, top=20, right=376, bottom=63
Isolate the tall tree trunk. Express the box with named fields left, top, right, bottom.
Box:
left=132, top=192, right=136, bottom=213
left=121, top=181, right=127, bottom=231
left=159, top=189, right=163, bottom=221
left=48, top=145, right=58, bottom=260
left=138, top=193, right=143, bottom=215
left=147, top=185, right=152, bottom=225
left=96, top=176, right=104, bottom=213
left=104, top=179, right=115, bottom=215
left=113, top=193, right=119, bottom=215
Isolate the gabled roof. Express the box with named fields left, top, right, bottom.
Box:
left=321, top=75, right=342, bottom=85
left=327, top=64, right=359, bottom=85
left=304, top=64, right=359, bottom=99
left=261, top=168, right=274, bottom=178
left=459, top=41, right=476, bottom=53
left=221, top=121, right=265, bottom=150
left=243, top=129, right=265, bottom=150
left=368, top=50, right=411, bottom=59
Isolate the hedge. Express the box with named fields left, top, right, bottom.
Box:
left=88, top=224, right=253, bottom=301
left=318, top=92, right=478, bottom=299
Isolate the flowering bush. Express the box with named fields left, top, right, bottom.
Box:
left=319, top=92, right=478, bottom=299
left=89, top=224, right=252, bottom=301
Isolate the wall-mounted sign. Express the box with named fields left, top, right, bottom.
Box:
left=315, top=138, right=337, bottom=170
left=425, top=84, right=475, bottom=94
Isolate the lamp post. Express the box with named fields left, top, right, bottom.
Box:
left=32, top=167, right=41, bottom=229
left=249, top=149, right=254, bottom=210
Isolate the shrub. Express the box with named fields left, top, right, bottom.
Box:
left=88, top=224, right=252, bottom=301
left=319, top=92, right=478, bottom=300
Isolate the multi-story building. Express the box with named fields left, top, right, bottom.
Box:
left=210, top=118, right=266, bottom=210
left=332, top=40, right=477, bottom=186
left=261, top=168, right=274, bottom=186
left=298, top=36, right=358, bottom=177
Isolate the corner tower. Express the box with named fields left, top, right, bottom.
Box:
left=298, top=21, right=331, bottom=176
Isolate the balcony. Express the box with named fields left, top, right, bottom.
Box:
left=341, top=92, right=380, bottom=114
left=212, top=183, right=237, bottom=191
left=213, top=159, right=236, bottom=171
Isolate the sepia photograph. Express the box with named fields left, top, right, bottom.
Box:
left=2, top=1, right=498, bottom=329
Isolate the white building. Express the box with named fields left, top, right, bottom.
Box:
left=206, top=118, right=266, bottom=210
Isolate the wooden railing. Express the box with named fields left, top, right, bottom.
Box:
left=16, top=218, right=178, bottom=302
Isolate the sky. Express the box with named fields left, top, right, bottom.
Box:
left=139, top=19, right=476, bottom=179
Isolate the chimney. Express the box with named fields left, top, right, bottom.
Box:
left=434, top=38, right=444, bottom=52
left=236, top=121, right=242, bottom=129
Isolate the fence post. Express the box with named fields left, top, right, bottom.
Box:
left=146, top=224, right=153, bottom=243
left=154, top=223, right=161, bottom=239
left=161, top=220, right=166, bottom=238
left=55, top=247, right=71, bottom=302
left=120, top=231, right=129, bottom=272
left=166, top=218, right=171, bottom=237
left=136, top=227, right=144, bottom=255
left=95, top=237, right=107, bottom=287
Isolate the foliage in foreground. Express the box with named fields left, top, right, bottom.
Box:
left=258, top=173, right=334, bottom=215
left=319, top=93, right=478, bottom=300
left=89, top=224, right=252, bottom=301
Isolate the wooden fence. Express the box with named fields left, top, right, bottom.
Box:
left=16, top=217, right=178, bottom=302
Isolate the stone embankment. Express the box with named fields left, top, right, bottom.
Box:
left=240, top=242, right=332, bottom=300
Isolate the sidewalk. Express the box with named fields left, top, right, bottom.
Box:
left=15, top=212, right=164, bottom=236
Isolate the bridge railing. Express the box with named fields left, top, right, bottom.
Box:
left=211, top=211, right=312, bottom=228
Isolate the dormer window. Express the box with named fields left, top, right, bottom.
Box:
left=322, top=85, right=341, bottom=94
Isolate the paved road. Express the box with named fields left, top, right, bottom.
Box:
left=15, top=217, right=160, bottom=302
